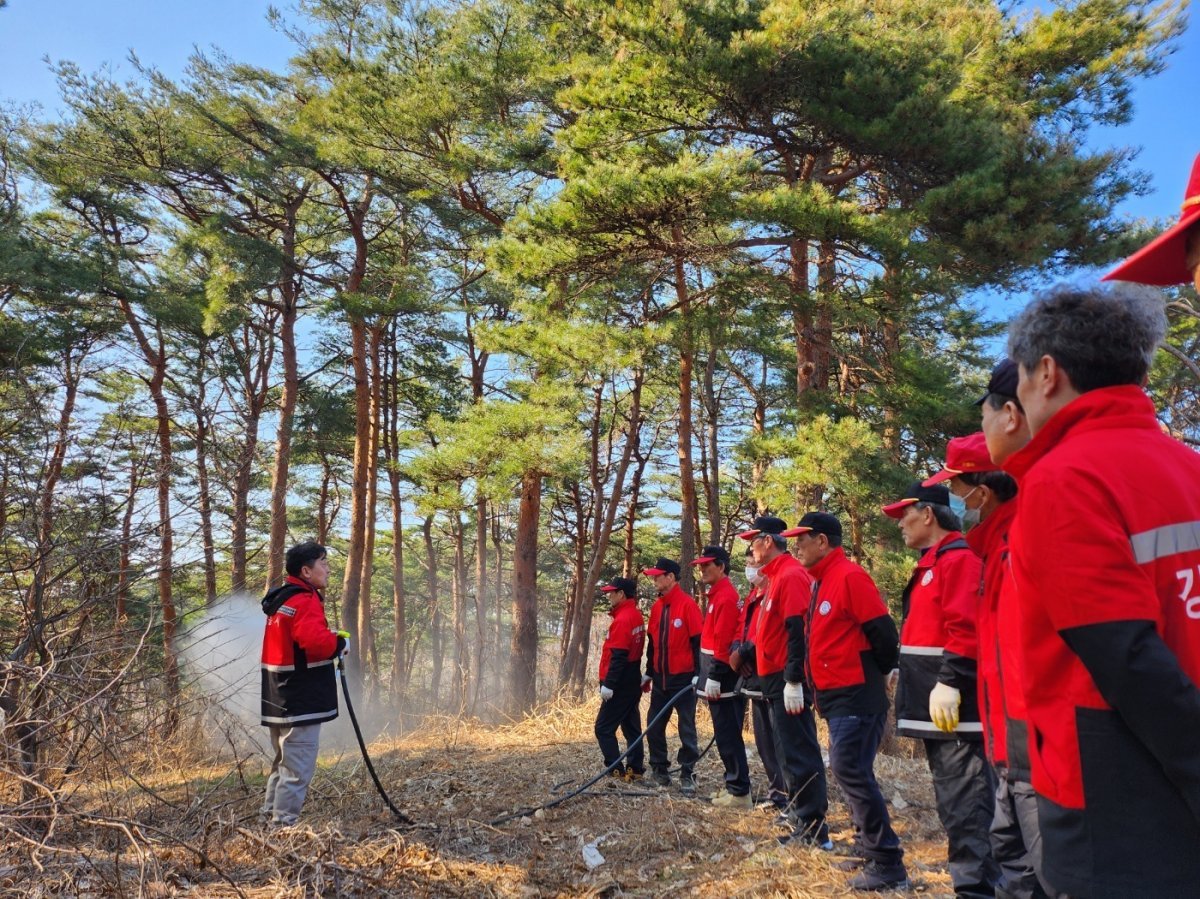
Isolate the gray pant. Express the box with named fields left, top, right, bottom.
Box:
left=925, top=738, right=999, bottom=898
left=991, top=769, right=1050, bottom=899
left=262, top=723, right=321, bottom=825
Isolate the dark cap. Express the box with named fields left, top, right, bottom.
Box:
left=782, top=512, right=842, bottom=541
left=737, top=516, right=788, bottom=541
left=641, top=557, right=681, bottom=578
left=600, top=576, right=638, bottom=598
left=882, top=481, right=951, bottom=519
left=691, top=545, right=731, bottom=567
left=974, top=359, right=1019, bottom=405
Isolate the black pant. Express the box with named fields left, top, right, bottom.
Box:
left=750, top=695, right=787, bottom=805
left=925, top=738, right=999, bottom=898
left=827, top=712, right=903, bottom=866
left=594, top=681, right=644, bottom=774
left=707, top=693, right=750, bottom=796
left=646, top=679, right=699, bottom=774
left=991, top=767, right=1049, bottom=899
left=762, top=672, right=828, bottom=839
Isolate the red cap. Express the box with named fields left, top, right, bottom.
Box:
left=779, top=526, right=809, bottom=538
left=599, top=584, right=620, bottom=592
left=641, top=567, right=666, bottom=576
left=922, top=432, right=998, bottom=486
left=1104, top=152, right=1200, bottom=286
left=690, top=556, right=715, bottom=565
left=736, top=529, right=760, bottom=541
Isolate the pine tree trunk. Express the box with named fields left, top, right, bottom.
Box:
left=424, top=515, right=443, bottom=702
left=509, top=470, right=541, bottom=715
left=340, top=317, right=371, bottom=682
left=266, top=295, right=299, bottom=589
left=672, top=241, right=698, bottom=591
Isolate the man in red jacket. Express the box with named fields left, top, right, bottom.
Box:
left=692, top=544, right=751, bottom=808
left=884, top=484, right=997, bottom=897
left=1005, top=282, right=1200, bottom=898
left=741, top=515, right=829, bottom=848
left=787, top=511, right=905, bottom=891
left=260, top=542, right=347, bottom=826
left=594, top=576, right=647, bottom=782
left=730, top=545, right=789, bottom=811
left=642, top=557, right=704, bottom=794
left=925, top=424, right=1045, bottom=899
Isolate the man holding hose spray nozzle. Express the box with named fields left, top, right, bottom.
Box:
left=259, top=541, right=349, bottom=827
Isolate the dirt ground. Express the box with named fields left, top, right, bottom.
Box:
left=1, top=697, right=963, bottom=898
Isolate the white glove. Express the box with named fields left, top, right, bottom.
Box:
left=704, top=678, right=722, bottom=701
left=600, top=685, right=614, bottom=702
left=929, top=681, right=961, bottom=733
left=783, top=682, right=805, bottom=715
left=691, top=675, right=699, bottom=686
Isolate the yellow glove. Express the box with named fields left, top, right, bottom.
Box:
left=336, top=630, right=351, bottom=639
left=335, top=630, right=351, bottom=658
left=929, top=681, right=961, bottom=733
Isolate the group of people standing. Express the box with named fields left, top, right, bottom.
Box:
left=593, top=154, right=1200, bottom=899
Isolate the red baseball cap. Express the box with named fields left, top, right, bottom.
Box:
left=882, top=482, right=951, bottom=519
left=922, top=432, right=998, bottom=486
left=1104, top=152, right=1200, bottom=286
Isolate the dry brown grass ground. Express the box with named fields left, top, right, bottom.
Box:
left=1, top=696, right=962, bottom=898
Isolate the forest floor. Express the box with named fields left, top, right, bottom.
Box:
left=2, top=696, right=962, bottom=898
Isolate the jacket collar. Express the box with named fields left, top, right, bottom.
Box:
left=916, top=530, right=965, bottom=569
left=608, top=596, right=634, bottom=617
left=285, top=574, right=321, bottom=597
left=658, top=582, right=684, bottom=604
left=760, top=550, right=797, bottom=578
left=1005, top=384, right=1159, bottom=482
left=806, top=546, right=846, bottom=581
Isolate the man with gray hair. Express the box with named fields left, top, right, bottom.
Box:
left=1005, top=283, right=1200, bottom=898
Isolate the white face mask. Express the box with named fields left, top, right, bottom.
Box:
left=744, top=566, right=760, bottom=584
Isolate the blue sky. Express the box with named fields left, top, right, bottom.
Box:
left=1, top=0, right=1196, bottom=320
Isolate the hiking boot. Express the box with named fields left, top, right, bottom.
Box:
left=679, top=771, right=698, bottom=795
left=711, top=790, right=752, bottom=809
left=649, top=769, right=672, bottom=788
left=777, top=823, right=833, bottom=851
left=849, top=860, right=909, bottom=892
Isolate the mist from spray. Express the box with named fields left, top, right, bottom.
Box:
left=178, top=593, right=359, bottom=755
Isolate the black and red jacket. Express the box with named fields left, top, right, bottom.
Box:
left=733, top=583, right=767, bottom=698
left=966, top=498, right=1024, bottom=771
left=754, top=551, right=814, bottom=681
left=645, top=583, right=702, bottom=688
left=699, top=574, right=741, bottom=694
left=804, top=547, right=898, bottom=718
left=895, top=531, right=983, bottom=740
left=260, top=576, right=340, bottom=727
left=598, top=597, right=646, bottom=689
left=1006, top=386, right=1200, bottom=898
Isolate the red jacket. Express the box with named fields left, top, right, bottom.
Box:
left=260, top=576, right=340, bottom=726
left=895, top=531, right=983, bottom=739
left=700, top=575, right=741, bottom=670
left=804, top=547, right=898, bottom=717
left=967, top=499, right=1019, bottom=768
left=1005, top=385, right=1200, bottom=897
left=733, top=583, right=767, bottom=697
left=598, top=597, right=646, bottom=687
left=754, top=551, right=813, bottom=679
left=646, top=583, right=702, bottom=686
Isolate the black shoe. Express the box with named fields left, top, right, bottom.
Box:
left=777, top=823, right=832, bottom=851
left=649, top=769, right=671, bottom=788
left=848, top=861, right=909, bottom=892
left=679, top=771, right=698, bottom=795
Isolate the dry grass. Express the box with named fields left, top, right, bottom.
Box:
left=1, top=695, right=960, bottom=897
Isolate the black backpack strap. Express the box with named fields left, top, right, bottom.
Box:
left=262, top=584, right=305, bottom=617
left=936, top=538, right=970, bottom=558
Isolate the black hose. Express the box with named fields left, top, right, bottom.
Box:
left=490, top=682, right=697, bottom=826
left=337, top=658, right=416, bottom=826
